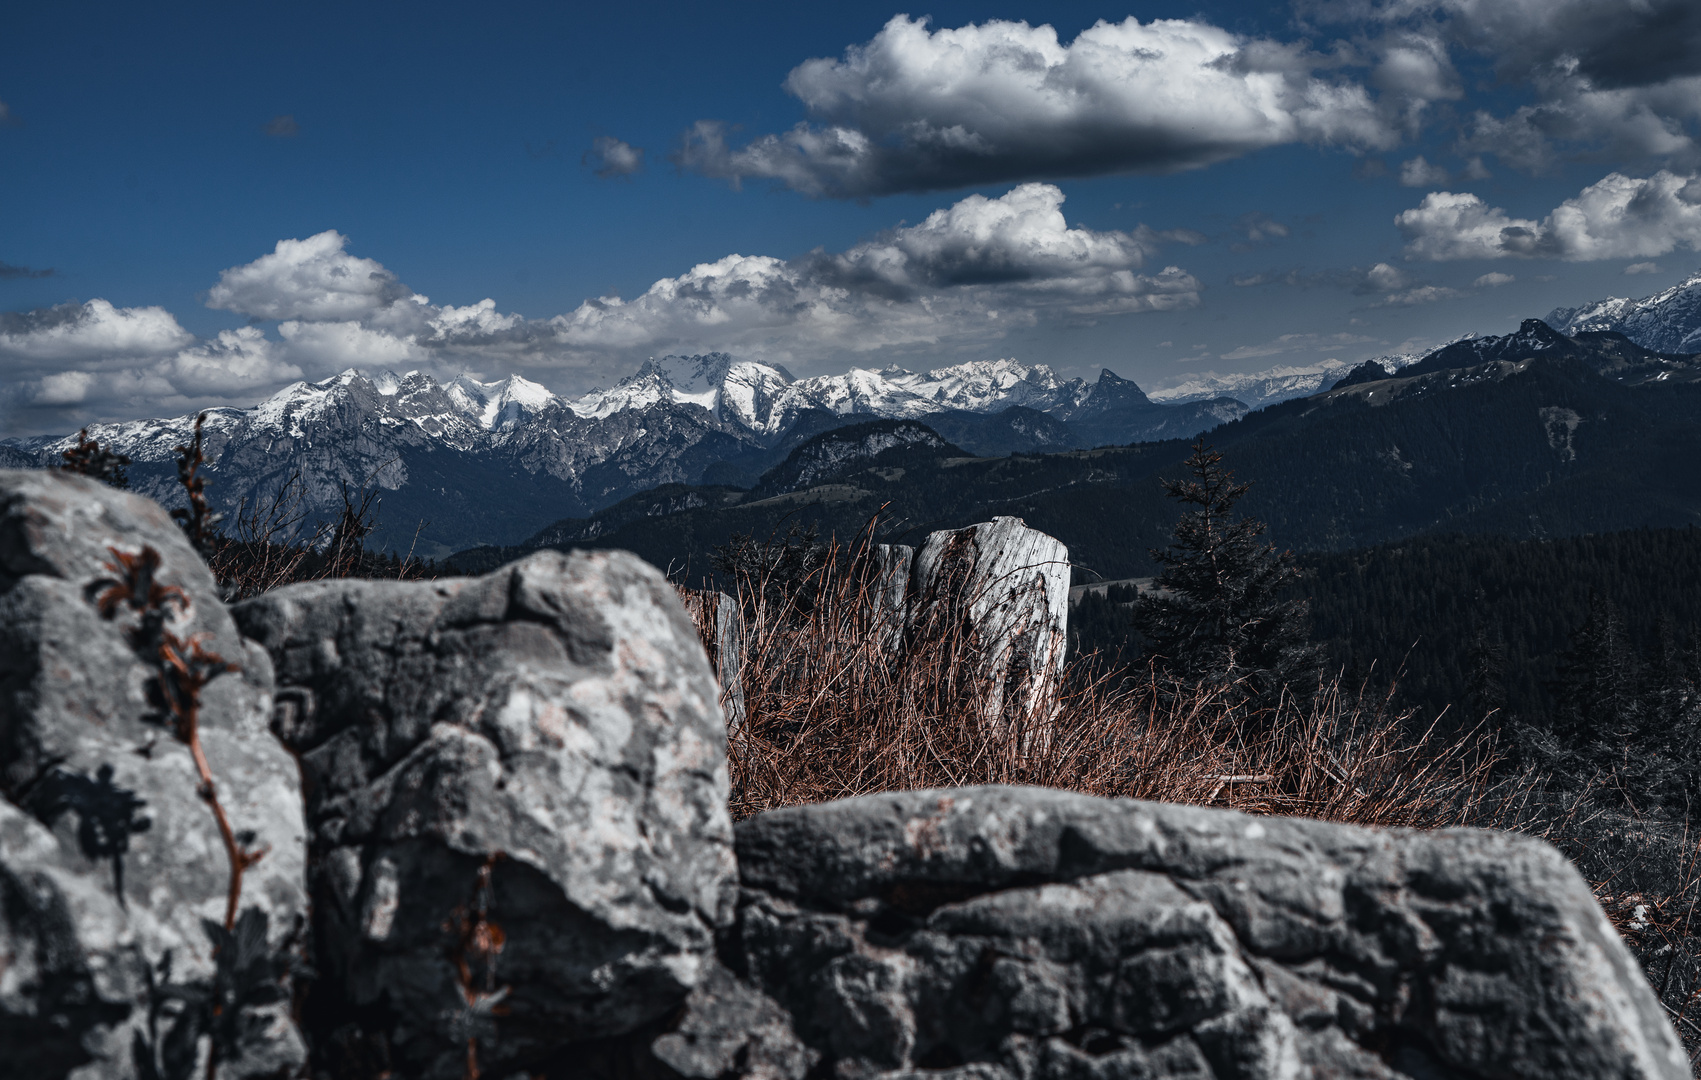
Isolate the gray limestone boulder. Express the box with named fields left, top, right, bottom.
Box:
left=230, top=549, right=737, bottom=1079
left=729, top=785, right=1687, bottom=1080
left=0, top=469, right=308, bottom=1079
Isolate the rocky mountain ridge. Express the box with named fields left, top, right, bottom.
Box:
left=1548, top=268, right=1701, bottom=354
left=579, top=353, right=1109, bottom=434
left=1, top=357, right=1241, bottom=556
left=11, top=268, right=1700, bottom=560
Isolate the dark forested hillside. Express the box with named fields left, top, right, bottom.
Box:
left=1303, top=529, right=1701, bottom=727
left=1071, top=527, right=1701, bottom=733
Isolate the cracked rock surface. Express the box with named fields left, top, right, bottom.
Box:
left=727, top=785, right=1687, bottom=1080
left=0, top=469, right=308, bottom=1080
left=231, top=549, right=736, bottom=1079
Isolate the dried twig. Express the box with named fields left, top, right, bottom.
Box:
left=59, top=428, right=131, bottom=488
left=446, top=855, right=508, bottom=1080
left=171, top=413, right=224, bottom=559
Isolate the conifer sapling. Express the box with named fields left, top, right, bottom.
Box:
left=1135, top=440, right=1321, bottom=708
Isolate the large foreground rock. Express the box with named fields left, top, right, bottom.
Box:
left=728, top=785, right=1686, bottom=1080
left=231, top=549, right=736, bottom=1079
left=0, top=469, right=308, bottom=1079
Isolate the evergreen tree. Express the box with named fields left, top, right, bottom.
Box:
left=1134, top=441, right=1321, bottom=706
left=1629, top=618, right=1701, bottom=806
left=1641, top=618, right=1696, bottom=732
left=1549, top=591, right=1641, bottom=747
left=1464, top=620, right=1509, bottom=726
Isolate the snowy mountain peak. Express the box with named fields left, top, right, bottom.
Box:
left=1547, top=267, right=1701, bottom=355
left=711, top=359, right=796, bottom=433
left=35, top=408, right=245, bottom=463
left=442, top=373, right=560, bottom=429
left=885, top=358, right=1074, bottom=412
left=252, top=374, right=352, bottom=438
left=568, top=363, right=691, bottom=420
left=479, top=374, right=557, bottom=429
left=651, top=352, right=752, bottom=394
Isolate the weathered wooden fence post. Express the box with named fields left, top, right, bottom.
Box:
left=905, top=516, right=1070, bottom=739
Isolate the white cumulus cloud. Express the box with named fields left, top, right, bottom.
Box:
left=1397, top=169, right=1701, bottom=260
left=1456, top=84, right=1700, bottom=173
left=276, top=319, right=425, bottom=369
left=676, top=15, right=1397, bottom=198
left=547, top=184, right=1200, bottom=352
left=1367, top=262, right=1410, bottom=291
left=585, top=136, right=644, bottom=178
left=4, top=185, right=1204, bottom=429
left=2, top=315, right=301, bottom=416
left=206, top=230, right=415, bottom=321
left=157, top=327, right=302, bottom=395
left=814, top=183, right=1161, bottom=294
left=0, top=299, right=193, bottom=362
left=1356, top=0, right=1701, bottom=91
left=1399, top=155, right=1451, bottom=186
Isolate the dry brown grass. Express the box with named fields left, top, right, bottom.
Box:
left=683, top=526, right=1496, bottom=829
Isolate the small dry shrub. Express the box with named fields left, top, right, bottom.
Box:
left=206, top=470, right=431, bottom=600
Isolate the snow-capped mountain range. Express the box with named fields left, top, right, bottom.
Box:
left=1148, top=263, right=1701, bottom=410
left=12, top=265, right=1695, bottom=559
left=3, top=356, right=1241, bottom=556
left=1547, top=269, right=1701, bottom=354
left=567, top=353, right=1105, bottom=433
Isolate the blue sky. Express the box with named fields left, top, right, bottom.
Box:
left=4, top=0, right=1700, bottom=433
